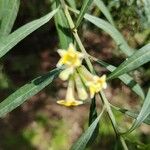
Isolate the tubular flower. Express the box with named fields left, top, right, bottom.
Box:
left=74, top=72, right=88, bottom=100
left=57, top=43, right=84, bottom=81
left=78, top=65, right=107, bottom=98
left=57, top=77, right=83, bottom=107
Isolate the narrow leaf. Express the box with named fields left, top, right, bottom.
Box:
left=70, top=9, right=134, bottom=56
left=0, top=0, right=20, bottom=37
left=0, top=8, right=58, bottom=58
left=96, top=59, right=145, bottom=99
left=71, top=108, right=104, bottom=150
left=127, top=88, right=150, bottom=133
left=52, top=1, right=73, bottom=49
left=0, top=68, right=60, bottom=118
left=88, top=97, right=99, bottom=145
left=94, top=0, right=115, bottom=26
left=108, top=43, right=150, bottom=80
left=66, top=0, right=76, bottom=9
left=83, top=13, right=134, bottom=56
left=112, top=105, right=150, bottom=125
left=76, top=0, right=94, bottom=28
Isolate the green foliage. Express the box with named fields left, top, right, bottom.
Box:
left=108, top=43, right=150, bottom=80
left=75, top=0, right=94, bottom=28
left=126, top=88, right=150, bottom=133
left=0, top=0, right=20, bottom=37
left=96, top=59, right=145, bottom=99
left=52, top=0, right=73, bottom=49
left=0, top=8, right=58, bottom=58
left=0, top=68, right=60, bottom=117
left=94, top=0, right=115, bottom=26
left=0, top=0, right=149, bottom=149
left=71, top=108, right=104, bottom=150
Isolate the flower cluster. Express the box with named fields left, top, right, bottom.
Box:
left=56, top=43, right=107, bottom=107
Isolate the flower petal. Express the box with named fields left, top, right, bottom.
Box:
left=59, top=68, right=74, bottom=81
left=74, top=72, right=88, bottom=100
left=57, top=100, right=83, bottom=106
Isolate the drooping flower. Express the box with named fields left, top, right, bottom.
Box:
left=74, top=71, right=88, bottom=100
left=87, top=75, right=107, bottom=98
left=57, top=77, right=83, bottom=107
left=56, top=43, right=84, bottom=81
left=78, top=65, right=107, bottom=98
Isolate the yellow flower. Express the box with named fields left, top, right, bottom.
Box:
left=78, top=65, right=107, bottom=98
left=56, top=43, right=83, bottom=68
left=87, top=75, right=107, bottom=98
left=57, top=77, right=83, bottom=107
left=74, top=72, right=88, bottom=100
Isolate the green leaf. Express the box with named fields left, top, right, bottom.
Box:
left=71, top=108, right=104, bottom=150
left=0, top=8, right=59, bottom=58
left=112, top=105, right=150, bottom=125
left=52, top=1, right=73, bottom=49
left=121, top=109, right=150, bottom=125
left=66, top=0, right=76, bottom=9
left=0, top=0, right=20, bottom=37
left=84, top=13, right=134, bottom=56
left=108, top=43, right=150, bottom=80
left=127, top=88, right=150, bottom=133
left=0, top=0, right=4, bottom=21
left=0, top=68, right=60, bottom=118
left=94, top=0, right=115, bottom=26
left=96, top=59, right=145, bottom=99
left=70, top=9, right=134, bottom=56
left=88, top=97, right=99, bottom=145
left=75, top=0, right=94, bottom=28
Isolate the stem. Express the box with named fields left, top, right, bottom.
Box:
left=100, top=91, right=128, bottom=150
left=100, top=91, right=118, bottom=134
left=60, top=0, right=94, bottom=73
left=59, top=1, right=128, bottom=149
left=120, top=136, right=129, bottom=150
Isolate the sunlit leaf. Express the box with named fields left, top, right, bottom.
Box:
left=75, top=0, right=94, bottom=28
left=112, top=105, right=150, bottom=125
left=0, top=8, right=59, bottom=58
left=94, top=0, right=115, bottom=26
left=108, top=43, right=150, bottom=80
left=52, top=1, right=73, bottom=49
left=66, top=0, right=76, bottom=9
left=126, top=88, right=150, bottom=133
left=0, top=0, right=20, bottom=37
left=70, top=9, right=134, bottom=56
left=0, top=68, right=60, bottom=118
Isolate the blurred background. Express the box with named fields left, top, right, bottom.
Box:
left=0, top=0, right=150, bottom=149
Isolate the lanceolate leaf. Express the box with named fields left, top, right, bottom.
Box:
left=71, top=108, right=104, bottom=150
left=0, top=68, right=60, bottom=118
left=0, top=8, right=59, bottom=58
left=66, top=0, right=76, bottom=9
left=88, top=97, right=99, bottom=145
left=111, top=105, right=150, bottom=125
left=121, top=109, right=150, bottom=125
left=70, top=9, right=134, bottom=56
left=52, top=1, right=73, bottom=49
left=108, top=43, right=150, bottom=80
left=84, top=13, right=134, bottom=56
left=96, top=59, right=145, bottom=99
left=126, top=88, right=150, bottom=133
left=94, top=0, right=115, bottom=26
left=75, top=0, right=94, bottom=28
left=0, top=0, right=20, bottom=37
